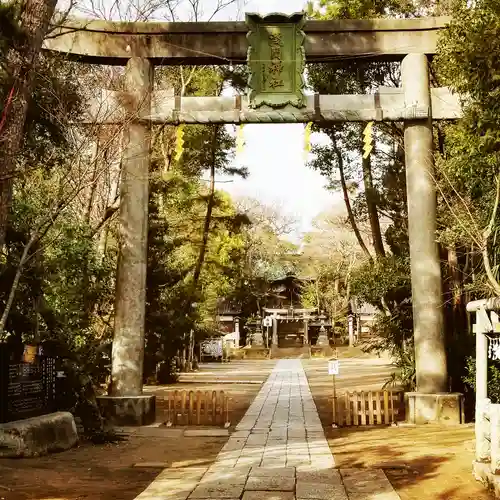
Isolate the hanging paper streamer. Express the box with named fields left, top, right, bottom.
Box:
left=363, top=121, right=374, bottom=159
left=303, top=122, right=312, bottom=161
left=174, top=124, right=185, bottom=162
left=236, top=124, right=245, bottom=156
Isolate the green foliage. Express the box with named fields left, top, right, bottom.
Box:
left=464, top=356, right=500, bottom=404
left=0, top=1, right=21, bottom=56
left=350, top=256, right=411, bottom=311
left=435, top=0, right=500, bottom=300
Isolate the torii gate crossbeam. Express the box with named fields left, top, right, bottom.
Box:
left=45, top=16, right=450, bottom=65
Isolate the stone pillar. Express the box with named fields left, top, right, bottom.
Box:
left=476, top=398, right=492, bottom=463
left=234, top=317, right=240, bottom=348
left=490, top=404, right=500, bottom=472
left=99, top=58, right=155, bottom=426
left=476, top=316, right=490, bottom=462
left=303, top=318, right=309, bottom=345
left=272, top=316, right=278, bottom=346
left=348, top=315, right=355, bottom=347
left=476, top=322, right=489, bottom=402
left=402, top=53, right=447, bottom=394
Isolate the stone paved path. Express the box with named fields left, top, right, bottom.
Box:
left=136, top=359, right=401, bottom=499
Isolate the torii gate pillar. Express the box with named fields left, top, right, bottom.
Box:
left=402, top=53, right=462, bottom=424
left=97, top=57, right=156, bottom=426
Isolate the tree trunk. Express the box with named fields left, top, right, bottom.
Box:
left=333, top=143, right=372, bottom=260
left=361, top=154, right=385, bottom=258
left=192, top=126, right=218, bottom=285
left=187, top=126, right=219, bottom=369
left=0, top=0, right=58, bottom=248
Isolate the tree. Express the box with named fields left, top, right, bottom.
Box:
left=436, top=0, right=500, bottom=297
left=0, top=0, right=58, bottom=248
left=435, top=0, right=500, bottom=402
left=304, top=0, right=457, bottom=392
left=227, top=198, right=299, bottom=339
left=300, top=208, right=368, bottom=340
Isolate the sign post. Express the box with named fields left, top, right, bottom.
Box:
left=328, top=348, right=339, bottom=427
left=263, top=316, right=272, bottom=349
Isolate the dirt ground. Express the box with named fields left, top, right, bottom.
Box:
left=0, top=360, right=274, bottom=500
left=303, top=351, right=493, bottom=500
left=0, top=355, right=493, bottom=500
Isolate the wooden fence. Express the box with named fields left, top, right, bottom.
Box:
left=333, top=390, right=404, bottom=427
left=165, top=390, right=230, bottom=427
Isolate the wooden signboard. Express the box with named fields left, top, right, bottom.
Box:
left=246, top=12, right=306, bottom=109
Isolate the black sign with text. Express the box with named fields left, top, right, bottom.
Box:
left=0, top=344, right=57, bottom=423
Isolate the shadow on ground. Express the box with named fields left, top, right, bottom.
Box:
left=303, top=356, right=493, bottom=500
left=0, top=360, right=275, bottom=500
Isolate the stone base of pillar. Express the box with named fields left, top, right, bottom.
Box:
left=405, top=392, right=464, bottom=425
left=244, top=347, right=271, bottom=359
left=316, top=333, right=329, bottom=347
left=473, top=461, right=500, bottom=498
left=272, top=332, right=278, bottom=347
left=311, top=345, right=334, bottom=358
left=252, top=331, right=265, bottom=347
left=97, top=395, right=156, bottom=426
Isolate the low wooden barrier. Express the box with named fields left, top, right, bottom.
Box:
left=165, top=390, right=230, bottom=428
left=333, top=390, right=403, bottom=426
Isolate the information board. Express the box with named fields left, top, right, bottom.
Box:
left=328, top=359, right=340, bottom=376
left=0, top=344, right=57, bottom=423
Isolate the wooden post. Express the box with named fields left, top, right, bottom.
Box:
left=368, top=391, right=374, bottom=425
left=225, top=396, right=230, bottom=428
left=383, top=391, right=390, bottom=424
left=173, top=390, right=179, bottom=426
left=188, top=390, right=194, bottom=425
left=345, top=392, right=351, bottom=426
left=205, top=391, right=210, bottom=425
left=196, top=391, right=202, bottom=425
left=219, top=391, right=225, bottom=426
left=352, top=392, right=358, bottom=426
left=166, top=392, right=172, bottom=427
left=331, top=348, right=338, bottom=427
left=181, top=390, right=187, bottom=425
left=376, top=391, right=382, bottom=425
left=361, top=391, right=366, bottom=425
left=390, top=391, right=395, bottom=424
left=212, top=390, right=217, bottom=424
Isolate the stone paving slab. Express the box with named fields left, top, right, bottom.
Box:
left=296, top=466, right=341, bottom=484
left=242, top=492, right=295, bottom=500
left=189, top=483, right=245, bottom=498
left=184, top=429, right=229, bottom=437
left=340, top=468, right=401, bottom=499
left=250, top=466, right=296, bottom=477
left=296, top=481, right=349, bottom=500
left=133, top=360, right=401, bottom=500
left=245, top=476, right=295, bottom=491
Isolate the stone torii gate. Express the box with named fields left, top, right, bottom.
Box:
left=44, top=13, right=463, bottom=425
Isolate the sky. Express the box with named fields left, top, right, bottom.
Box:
left=208, top=0, right=338, bottom=241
